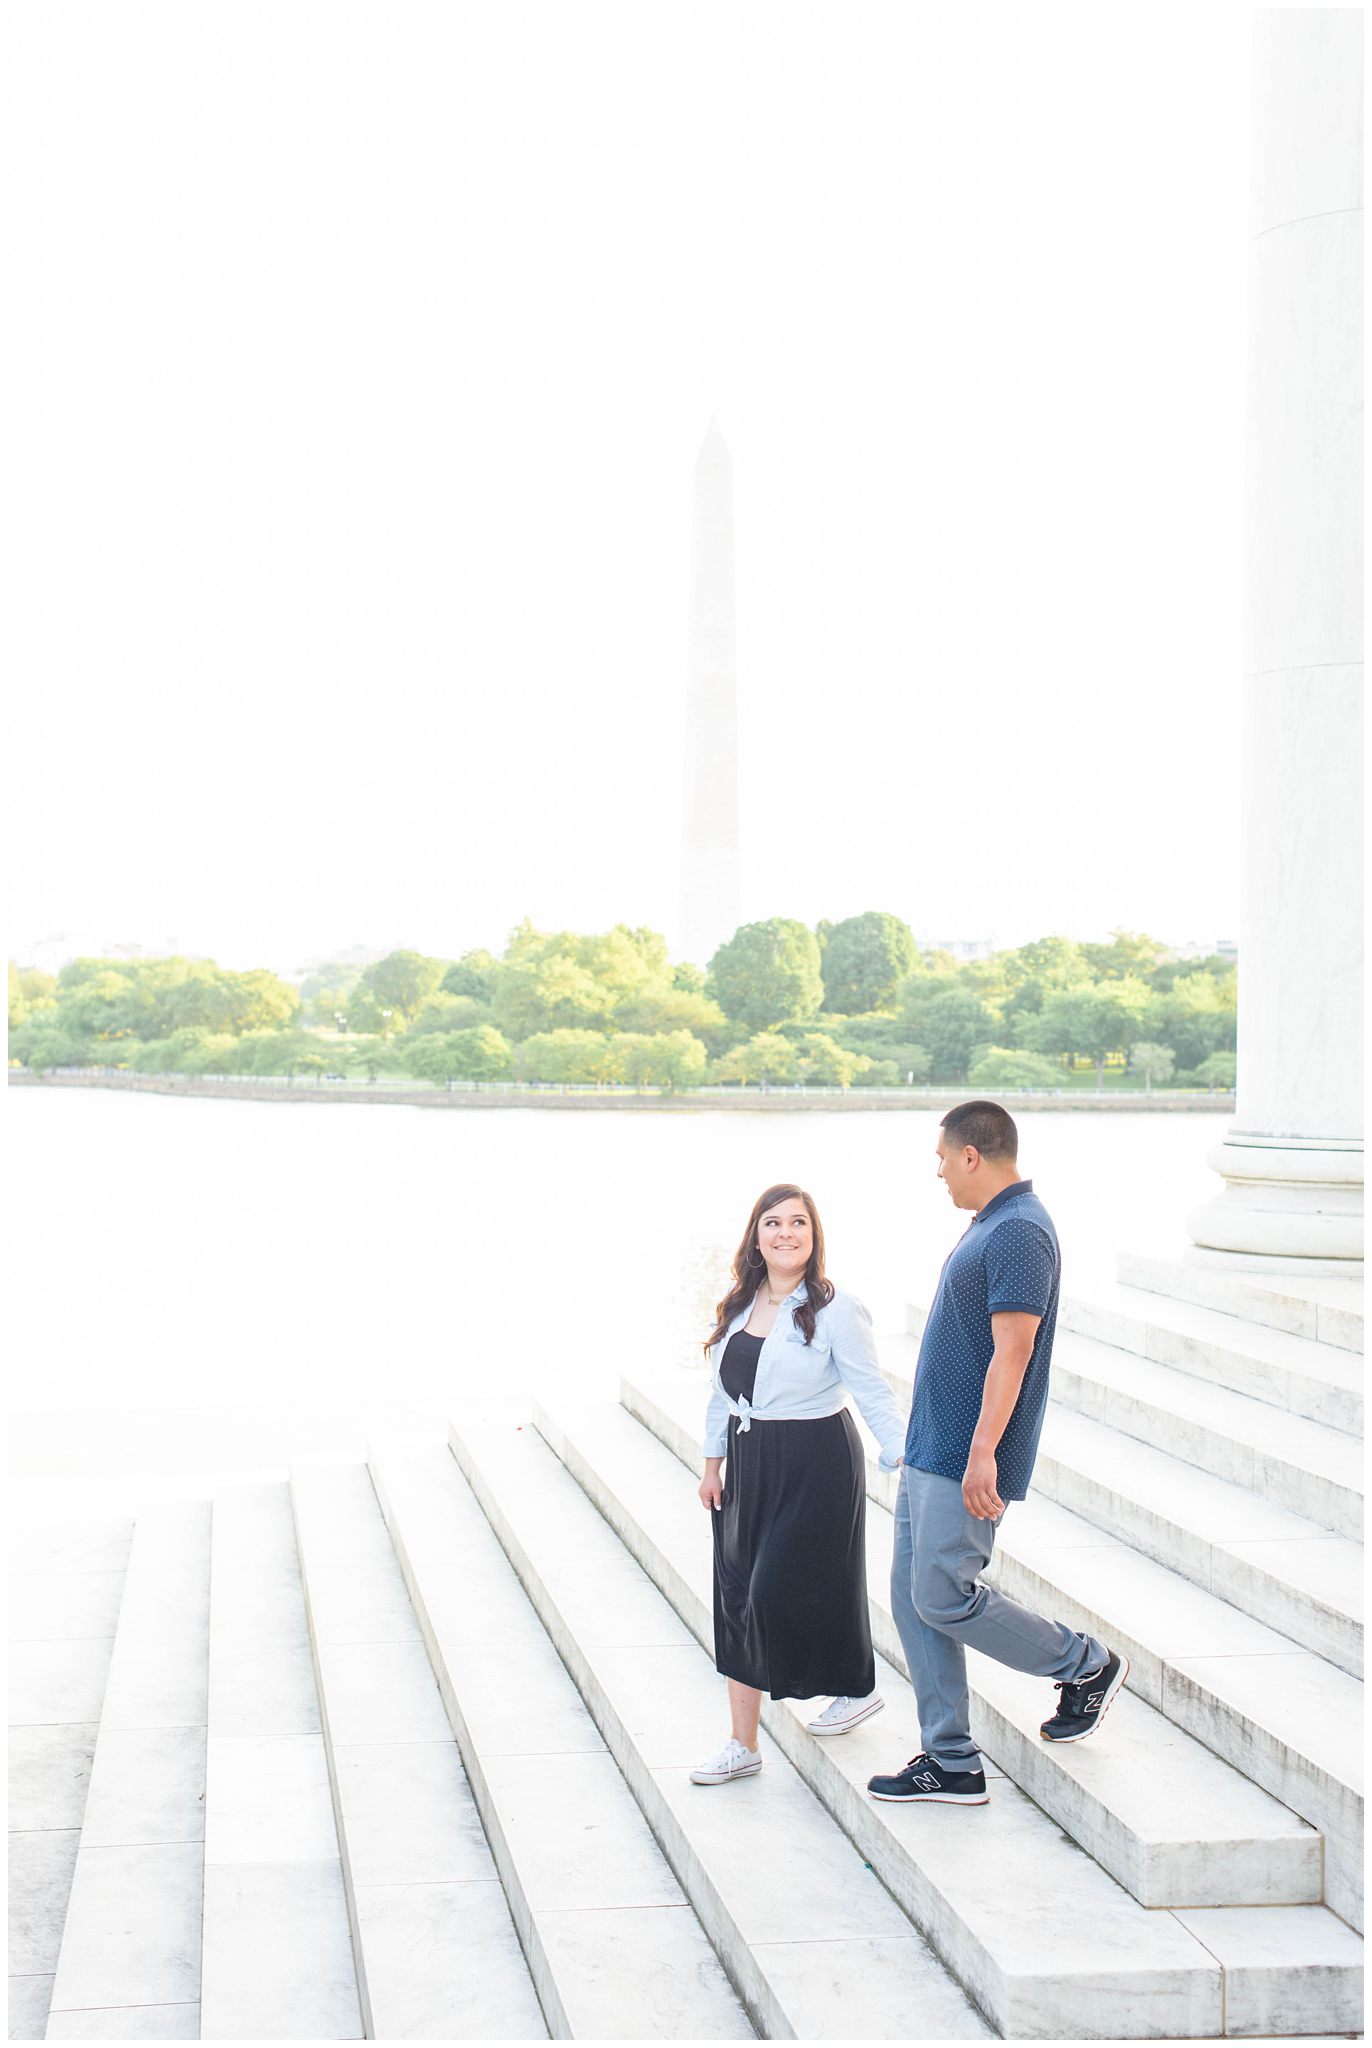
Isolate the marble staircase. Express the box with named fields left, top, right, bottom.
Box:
left=12, top=1260, right=1363, bottom=2040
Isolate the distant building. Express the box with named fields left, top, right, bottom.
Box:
left=918, top=937, right=995, bottom=963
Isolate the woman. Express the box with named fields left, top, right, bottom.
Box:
left=690, top=1182, right=907, bottom=1786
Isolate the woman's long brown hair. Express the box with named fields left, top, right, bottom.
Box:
left=704, top=1183, right=835, bottom=1353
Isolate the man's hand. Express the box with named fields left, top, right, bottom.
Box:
left=699, top=1459, right=724, bottom=1511
left=962, top=1446, right=1004, bottom=1521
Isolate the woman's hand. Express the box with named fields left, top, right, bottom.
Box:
left=699, top=1457, right=724, bottom=1511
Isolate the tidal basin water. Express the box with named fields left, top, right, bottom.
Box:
left=10, top=1088, right=1227, bottom=1516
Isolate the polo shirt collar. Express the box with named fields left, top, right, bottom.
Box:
left=974, top=1179, right=1032, bottom=1223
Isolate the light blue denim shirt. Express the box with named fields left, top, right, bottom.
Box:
left=704, top=1282, right=906, bottom=1469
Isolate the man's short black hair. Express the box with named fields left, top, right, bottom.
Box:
left=940, top=1099, right=1019, bottom=1162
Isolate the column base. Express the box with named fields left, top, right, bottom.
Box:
left=1188, top=1133, right=1363, bottom=1264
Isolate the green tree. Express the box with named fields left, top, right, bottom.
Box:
left=968, top=1047, right=1066, bottom=1090
left=1025, top=981, right=1151, bottom=1081
left=713, top=1032, right=799, bottom=1085
left=441, top=950, right=498, bottom=1001
left=819, top=912, right=918, bottom=1016
left=515, top=1029, right=618, bottom=1084
left=403, top=1026, right=512, bottom=1086
left=354, top=951, right=449, bottom=1027
left=348, top=1036, right=394, bottom=1082
left=178, top=1032, right=244, bottom=1076
left=52, top=966, right=147, bottom=1043
left=131, top=1029, right=211, bottom=1073
left=609, top=1030, right=708, bottom=1093
left=248, top=1030, right=335, bottom=1081
left=1080, top=929, right=1170, bottom=984
left=8, top=963, right=57, bottom=1030
left=855, top=1058, right=902, bottom=1087
left=707, top=921, right=823, bottom=1033
left=899, top=984, right=997, bottom=1082
left=795, top=1033, right=869, bottom=1087
left=409, top=993, right=490, bottom=1037
left=1184, top=1050, right=1237, bottom=1090
left=612, top=984, right=731, bottom=1052
left=996, top=935, right=1089, bottom=1034
left=1143, top=971, right=1236, bottom=1071
left=19, top=1023, right=97, bottom=1071
left=490, top=953, right=608, bottom=1040
left=1129, top=1041, right=1176, bottom=1091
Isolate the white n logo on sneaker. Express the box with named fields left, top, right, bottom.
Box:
left=1084, top=1691, right=1104, bottom=1711
left=913, top=1771, right=940, bottom=1790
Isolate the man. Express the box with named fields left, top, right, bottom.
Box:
left=867, top=1099, right=1127, bottom=1805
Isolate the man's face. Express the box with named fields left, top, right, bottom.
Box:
left=936, top=1132, right=980, bottom=1209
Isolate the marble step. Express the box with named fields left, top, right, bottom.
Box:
left=1032, top=1404, right=1363, bottom=1678
left=288, top=1459, right=549, bottom=2041
left=1116, top=1251, right=1365, bottom=1355
left=979, top=1498, right=1364, bottom=1934
left=636, top=1367, right=1366, bottom=1938
left=1060, top=1282, right=1364, bottom=1436
left=1046, top=1333, right=1362, bottom=1539
left=622, top=1373, right=1326, bottom=1914
left=9, top=1512, right=132, bottom=2046
left=882, top=1345, right=1360, bottom=1672
left=438, top=1419, right=994, bottom=2041
left=528, top=1403, right=1249, bottom=2043
left=44, top=1502, right=211, bottom=2043
left=366, top=1438, right=755, bottom=2041
left=199, top=1482, right=361, bottom=2041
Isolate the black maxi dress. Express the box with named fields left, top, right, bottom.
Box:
left=711, top=1328, right=876, bottom=1701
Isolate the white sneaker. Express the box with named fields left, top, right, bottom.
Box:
left=806, top=1693, right=885, bottom=1736
left=689, top=1737, right=763, bottom=1785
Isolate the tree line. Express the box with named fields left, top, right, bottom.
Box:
left=7, top=912, right=1238, bottom=1093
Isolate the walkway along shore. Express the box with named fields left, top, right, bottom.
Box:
left=9, top=1071, right=1236, bottom=1113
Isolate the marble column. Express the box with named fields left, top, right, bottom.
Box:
left=680, top=419, right=741, bottom=968
left=1189, top=10, right=1363, bottom=1266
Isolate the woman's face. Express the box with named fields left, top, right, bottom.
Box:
left=755, top=1197, right=813, bottom=1283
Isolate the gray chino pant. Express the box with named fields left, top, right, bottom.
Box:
left=890, top=1465, right=1108, bottom=1769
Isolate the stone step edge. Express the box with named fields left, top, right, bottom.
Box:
left=882, top=1360, right=1361, bottom=1670
left=911, top=1299, right=1361, bottom=1483
left=289, top=1458, right=540, bottom=2044
left=363, top=1442, right=638, bottom=2041
left=44, top=1501, right=212, bottom=2036
left=1066, top=1280, right=1366, bottom=1377
left=1028, top=1349, right=1362, bottom=1543
left=585, top=1390, right=1365, bottom=2017
left=892, top=1335, right=1362, bottom=1543
left=433, top=1419, right=983, bottom=2043
left=644, top=1366, right=1363, bottom=1848
left=1115, top=1251, right=1364, bottom=1355
left=199, top=1480, right=364, bottom=2044
left=870, top=1399, right=1365, bottom=1931
left=366, top=1438, right=754, bottom=2044
left=617, top=1377, right=1327, bottom=1912
left=525, top=1399, right=1271, bottom=2041
left=1059, top=1290, right=1363, bottom=1440
left=436, top=1433, right=1015, bottom=2039
left=1029, top=1412, right=1363, bottom=1681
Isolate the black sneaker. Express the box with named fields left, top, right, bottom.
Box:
left=866, top=1751, right=989, bottom=1804
left=1040, top=1648, right=1130, bottom=1742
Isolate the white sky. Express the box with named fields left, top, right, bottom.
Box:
left=7, top=2, right=1253, bottom=976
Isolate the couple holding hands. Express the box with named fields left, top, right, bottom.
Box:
left=692, top=1097, right=1128, bottom=1802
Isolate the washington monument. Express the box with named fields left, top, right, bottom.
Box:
left=680, top=419, right=741, bottom=969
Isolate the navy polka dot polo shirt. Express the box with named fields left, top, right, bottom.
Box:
left=905, top=1179, right=1061, bottom=1500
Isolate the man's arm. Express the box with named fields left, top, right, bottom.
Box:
left=962, top=1310, right=1041, bottom=1518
